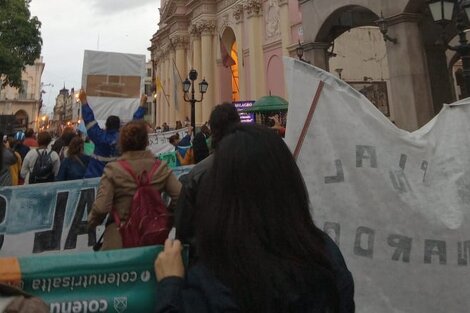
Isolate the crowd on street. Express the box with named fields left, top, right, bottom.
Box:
left=0, top=90, right=354, bottom=313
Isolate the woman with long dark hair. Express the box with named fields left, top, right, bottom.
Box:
left=155, top=124, right=354, bottom=313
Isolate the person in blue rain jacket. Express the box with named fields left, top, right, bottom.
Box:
left=78, top=90, right=147, bottom=178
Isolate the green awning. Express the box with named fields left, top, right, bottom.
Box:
left=242, top=95, right=288, bottom=113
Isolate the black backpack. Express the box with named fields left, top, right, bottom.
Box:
left=29, top=149, right=54, bottom=184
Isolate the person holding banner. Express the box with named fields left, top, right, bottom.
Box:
left=78, top=90, right=147, bottom=178
left=155, top=124, right=354, bottom=313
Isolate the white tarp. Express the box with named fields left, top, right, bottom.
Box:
left=81, top=50, right=145, bottom=125
left=284, top=57, right=470, bottom=313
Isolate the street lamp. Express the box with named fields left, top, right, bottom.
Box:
left=428, top=0, right=470, bottom=97
left=296, top=41, right=311, bottom=63
left=182, top=69, right=208, bottom=131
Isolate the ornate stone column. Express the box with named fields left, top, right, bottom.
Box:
left=171, top=35, right=189, bottom=123
left=169, top=48, right=177, bottom=127
left=155, top=54, right=162, bottom=127
left=278, top=0, right=290, bottom=56
left=162, top=48, right=170, bottom=125
left=190, top=24, right=203, bottom=125
left=385, top=14, right=434, bottom=130
left=199, top=19, right=216, bottom=124
left=245, top=0, right=266, bottom=99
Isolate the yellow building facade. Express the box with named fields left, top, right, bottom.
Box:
left=0, top=57, right=45, bottom=132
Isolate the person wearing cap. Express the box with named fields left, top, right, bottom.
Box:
left=12, top=131, right=30, bottom=161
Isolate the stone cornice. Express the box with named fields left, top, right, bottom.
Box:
left=160, top=1, right=177, bottom=23
left=263, top=39, right=282, bottom=52
left=385, top=13, right=422, bottom=26
left=217, top=0, right=239, bottom=12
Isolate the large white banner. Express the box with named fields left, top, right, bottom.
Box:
left=81, top=50, right=145, bottom=124
left=284, top=57, right=470, bottom=313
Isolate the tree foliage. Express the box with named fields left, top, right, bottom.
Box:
left=0, top=0, right=42, bottom=89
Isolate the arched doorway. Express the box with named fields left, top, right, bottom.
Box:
left=219, top=27, right=239, bottom=102
left=329, top=27, right=391, bottom=118
left=266, top=55, right=284, bottom=97
left=14, top=110, right=28, bottom=131
left=316, top=6, right=393, bottom=119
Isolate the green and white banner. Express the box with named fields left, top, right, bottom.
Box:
left=0, top=245, right=188, bottom=313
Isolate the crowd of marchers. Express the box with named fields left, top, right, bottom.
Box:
left=0, top=91, right=355, bottom=313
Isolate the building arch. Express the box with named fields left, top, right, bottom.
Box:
left=315, top=5, right=380, bottom=43
left=14, top=110, right=28, bottom=130
left=266, top=54, right=284, bottom=97
left=219, top=26, right=240, bottom=102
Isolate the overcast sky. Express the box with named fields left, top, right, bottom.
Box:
left=29, top=0, right=160, bottom=114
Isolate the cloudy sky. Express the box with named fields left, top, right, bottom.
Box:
left=29, top=0, right=160, bottom=113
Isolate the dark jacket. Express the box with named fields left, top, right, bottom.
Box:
left=155, top=235, right=354, bottom=313
left=13, top=143, right=30, bottom=161
left=175, top=154, right=213, bottom=253
left=56, top=154, right=91, bottom=181
left=192, top=132, right=209, bottom=163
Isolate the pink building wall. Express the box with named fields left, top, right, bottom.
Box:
left=264, top=47, right=285, bottom=98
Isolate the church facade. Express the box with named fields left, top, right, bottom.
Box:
left=149, top=0, right=303, bottom=127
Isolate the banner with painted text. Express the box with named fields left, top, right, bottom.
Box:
left=0, top=166, right=193, bottom=257
left=148, top=128, right=190, bottom=156
left=0, top=245, right=188, bottom=313
left=284, top=57, right=470, bottom=312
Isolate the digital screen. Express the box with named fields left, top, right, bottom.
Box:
left=233, top=101, right=255, bottom=123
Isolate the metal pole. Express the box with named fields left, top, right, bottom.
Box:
left=191, top=79, right=196, bottom=132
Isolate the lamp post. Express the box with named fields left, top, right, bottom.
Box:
left=182, top=69, right=209, bottom=132
left=296, top=41, right=311, bottom=63
left=428, top=0, right=470, bottom=97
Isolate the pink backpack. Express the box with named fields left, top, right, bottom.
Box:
left=112, top=159, right=172, bottom=248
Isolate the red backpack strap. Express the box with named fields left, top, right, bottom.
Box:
left=147, top=159, right=161, bottom=180
left=117, top=160, right=139, bottom=184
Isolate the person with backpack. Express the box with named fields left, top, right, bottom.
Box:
left=20, top=132, right=60, bottom=184
left=88, top=120, right=182, bottom=250
left=56, top=136, right=91, bottom=181
left=78, top=89, right=147, bottom=178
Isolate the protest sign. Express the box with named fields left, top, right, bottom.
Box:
left=284, top=57, right=470, bottom=312
left=0, top=245, right=188, bottom=313
left=0, top=166, right=193, bottom=257
left=82, top=50, right=145, bottom=125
